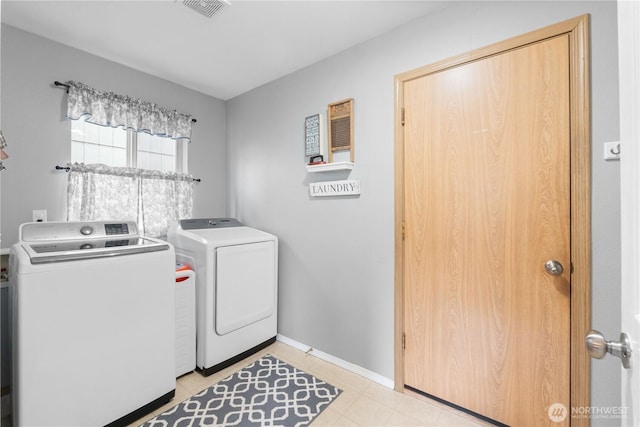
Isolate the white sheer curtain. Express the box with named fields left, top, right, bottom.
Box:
left=65, top=81, right=193, bottom=141
left=0, top=130, right=8, bottom=171
left=67, top=163, right=193, bottom=239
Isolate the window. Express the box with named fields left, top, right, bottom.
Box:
left=136, top=132, right=178, bottom=173
left=70, top=119, right=186, bottom=173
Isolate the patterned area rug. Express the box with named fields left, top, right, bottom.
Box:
left=143, top=354, right=342, bottom=427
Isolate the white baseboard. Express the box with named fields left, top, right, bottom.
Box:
left=276, top=334, right=394, bottom=389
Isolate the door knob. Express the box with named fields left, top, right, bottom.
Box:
left=544, top=260, right=564, bottom=276
left=585, top=330, right=631, bottom=369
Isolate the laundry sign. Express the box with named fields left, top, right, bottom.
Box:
left=309, top=179, right=360, bottom=197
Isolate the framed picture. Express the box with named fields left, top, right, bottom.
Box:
left=304, top=114, right=322, bottom=157
left=328, top=99, right=354, bottom=163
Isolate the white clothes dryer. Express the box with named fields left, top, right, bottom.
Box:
left=167, top=218, right=278, bottom=376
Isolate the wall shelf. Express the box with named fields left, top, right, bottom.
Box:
left=306, top=161, right=354, bottom=173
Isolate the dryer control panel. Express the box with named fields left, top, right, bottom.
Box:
left=180, top=218, right=243, bottom=230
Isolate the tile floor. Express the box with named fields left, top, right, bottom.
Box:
left=131, top=341, right=493, bottom=427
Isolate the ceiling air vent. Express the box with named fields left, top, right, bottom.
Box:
left=183, top=0, right=229, bottom=19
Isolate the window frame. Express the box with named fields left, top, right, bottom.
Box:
left=71, top=119, right=187, bottom=174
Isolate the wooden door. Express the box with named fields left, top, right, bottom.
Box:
left=403, top=35, right=571, bottom=426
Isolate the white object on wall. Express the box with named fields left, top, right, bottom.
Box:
left=604, top=141, right=621, bottom=161
left=309, top=179, right=360, bottom=197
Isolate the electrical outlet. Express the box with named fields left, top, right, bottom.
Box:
left=32, top=210, right=47, bottom=222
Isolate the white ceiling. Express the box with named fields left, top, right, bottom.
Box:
left=2, top=0, right=445, bottom=100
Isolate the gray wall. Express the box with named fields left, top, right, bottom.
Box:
left=227, top=1, right=621, bottom=423
left=0, top=24, right=228, bottom=248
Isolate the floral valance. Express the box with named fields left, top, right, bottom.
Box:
left=65, top=81, right=193, bottom=141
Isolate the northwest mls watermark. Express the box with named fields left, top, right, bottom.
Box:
left=548, top=403, right=629, bottom=423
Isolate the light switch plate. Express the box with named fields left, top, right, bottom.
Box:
left=604, top=141, right=621, bottom=161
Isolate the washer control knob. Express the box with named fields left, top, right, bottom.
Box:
left=80, top=225, right=94, bottom=236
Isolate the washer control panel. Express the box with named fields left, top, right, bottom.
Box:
left=20, top=221, right=138, bottom=242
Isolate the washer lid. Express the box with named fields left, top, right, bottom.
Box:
left=22, top=237, right=169, bottom=264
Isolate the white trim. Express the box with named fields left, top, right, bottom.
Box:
left=276, top=334, right=394, bottom=389
left=177, top=139, right=188, bottom=174
left=618, top=0, right=640, bottom=425
left=127, top=129, right=137, bottom=169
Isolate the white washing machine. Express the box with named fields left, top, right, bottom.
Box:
left=10, top=221, right=176, bottom=427
left=167, top=218, right=278, bottom=376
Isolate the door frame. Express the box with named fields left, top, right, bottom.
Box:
left=394, top=15, right=591, bottom=425
left=618, top=1, right=640, bottom=424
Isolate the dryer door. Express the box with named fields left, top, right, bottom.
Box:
left=215, top=241, right=276, bottom=335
